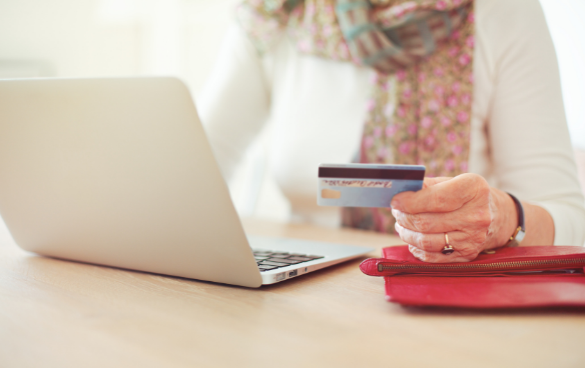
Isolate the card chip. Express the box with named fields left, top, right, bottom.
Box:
left=321, top=189, right=341, bottom=199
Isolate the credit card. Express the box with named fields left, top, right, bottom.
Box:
left=317, top=164, right=425, bottom=208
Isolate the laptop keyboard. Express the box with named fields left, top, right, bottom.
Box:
left=253, top=250, right=325, bottom=272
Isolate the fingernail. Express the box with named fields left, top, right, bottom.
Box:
left=391, top=199, right=400, bottom=209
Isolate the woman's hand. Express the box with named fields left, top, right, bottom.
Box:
left=391, top=174, right=519, bottom=263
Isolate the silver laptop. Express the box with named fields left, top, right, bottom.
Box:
left=0, top=77, right=373, bottom=287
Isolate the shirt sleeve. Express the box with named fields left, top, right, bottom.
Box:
left=482, top=0, right=585, bottom=245
left=196, top=24, right=271, bottom=181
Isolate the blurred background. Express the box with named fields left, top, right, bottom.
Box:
left=1, top=0, right=584, bottom=223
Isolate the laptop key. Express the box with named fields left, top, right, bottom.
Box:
left=260, top=260, right=290, bottom=267
left=252, top=249, right=325, bottom=265
left=267, top=258, right=302, bottom=264
left=258, top=265, right=278, bottom=270
left=268, top=254, right=289, bottom=259
left=287, top=256, right=314, bottom=262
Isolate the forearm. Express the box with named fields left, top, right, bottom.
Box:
left=520, top=202, right=555, bottom=245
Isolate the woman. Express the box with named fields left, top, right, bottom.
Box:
left=198, top=0, right=585, bottom=262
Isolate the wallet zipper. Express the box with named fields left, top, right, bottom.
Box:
left=377, top=258, right=585, bottom=273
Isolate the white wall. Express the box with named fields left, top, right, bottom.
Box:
left=541, top=0, right=585, bottom=150
left=0, top=0, right=238, bottom=96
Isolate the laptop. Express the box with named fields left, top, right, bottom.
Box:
left=0, top=77, right=373, bottom=287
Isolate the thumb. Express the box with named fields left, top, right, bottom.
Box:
left=423, top=176, right=452, bottom=189
left=390, top=176, right=453, bottom=209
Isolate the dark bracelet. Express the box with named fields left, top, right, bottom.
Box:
left=504, top=192, right=525, bottom=247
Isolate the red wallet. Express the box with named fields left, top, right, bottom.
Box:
left=360, top=246, right=585, bottom=308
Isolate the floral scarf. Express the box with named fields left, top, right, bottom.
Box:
left=237, top=0, right=475, bottom=233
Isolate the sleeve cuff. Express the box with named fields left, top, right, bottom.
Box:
left=531, top=201, right=585, bottom=246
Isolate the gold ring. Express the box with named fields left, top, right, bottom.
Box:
left=442, top=233, right=455, bottom=255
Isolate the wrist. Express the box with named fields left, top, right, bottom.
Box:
left=489, top=188, right=519, bottom=248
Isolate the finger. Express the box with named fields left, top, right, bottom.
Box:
left=392, top=206, right=492, bottom=234
left=395, top=222, right=470, bottom=253
left=391, top=173, right=488, bottom=214
left=408, top=245, right=478, bottom=263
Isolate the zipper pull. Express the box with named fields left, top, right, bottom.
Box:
left=360, top=258, right=402, bottom=276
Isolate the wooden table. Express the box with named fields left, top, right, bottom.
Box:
left=1, top=218, right=584, bottom=368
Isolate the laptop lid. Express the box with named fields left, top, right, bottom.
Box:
left=0, top=77, right=263, bottom=287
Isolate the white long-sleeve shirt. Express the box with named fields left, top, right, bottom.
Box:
left=198, top=0, right=585, bottom=246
